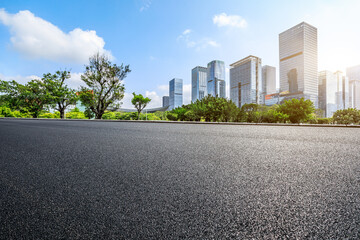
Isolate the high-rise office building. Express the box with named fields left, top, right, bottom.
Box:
left=230, top=55, right=263, bottom=107
left=347, top=65, right=360, bottom=109
left=262, top=65, right=277, bottom=95
left=279, top=22, right=318, bottom=108
left=169, top=78, right=183, bottom=110
left=162, top=96, right=169, bottom=107
left=318, top=70, right=349, bottom=118
left=191, top=66, right=207, bottom=102
left=207, top=60, right=226, bottom=98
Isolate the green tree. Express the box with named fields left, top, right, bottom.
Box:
left=79, top=53, right=131, bottom=119
left=42, top=70, right=78, bottom=119
left=0, top=79, right=50, bottom=118
left=131, top=92, right=151, bottom=120
left=333, top=108, right=360, bottom=125
left=277, top=98, right=315, bottom=123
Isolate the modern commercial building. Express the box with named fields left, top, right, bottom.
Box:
left=347, top=65, right=360, bottom=109
left=318, top=70, right=349, bottom=118
left=230, top=56, right=263, bottom=107
left=334, top=71, right=349, bottom=109
left=162, top=96, right=169, bottom=107
left=169, top=78, right=183, bottom=110
left=207, top=60, right=226, bottom=98
left=279, top=22, right=318, bottom=108
left=191, top=66, right=208, bottom=102
left=262, top=65, right=277, bottom=95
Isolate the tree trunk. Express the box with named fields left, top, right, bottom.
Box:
left=59, top=109, right=64, bottom=119
left=138, top=110, right=141, bottom=120
left=96, top=113, right=103, bottom=119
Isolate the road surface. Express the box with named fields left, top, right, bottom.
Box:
left=0, top=119, right=359, bottom=239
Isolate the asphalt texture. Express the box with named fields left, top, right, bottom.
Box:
left=0, top=119, right=359, bottom=239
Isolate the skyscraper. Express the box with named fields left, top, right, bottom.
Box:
left=262, top=65, right=277, bottom=95
left=347, top=65, right=360, bottom=109
left=169, top=78, right=183, bottom=110
left=279, top=22, right=318, bottom=108
left=162, top=96, right=169, bottom=107
left=318, top=70, right=349, bottom=118
left=207, top=60, right=226, bottom=98
left=191, top=66, right=207, bottom=102
left=230, top=55, right=263, bottom=108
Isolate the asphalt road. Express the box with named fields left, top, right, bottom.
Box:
left=0, top=119, right=359, bottom=239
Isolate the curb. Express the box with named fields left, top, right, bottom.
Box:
left=1, top=117, right=360, bottom=128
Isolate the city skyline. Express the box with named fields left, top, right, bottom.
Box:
left=1, top=1, right=360, bottom=109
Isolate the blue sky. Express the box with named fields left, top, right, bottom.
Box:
left=1, top=0, right=360, bottom=108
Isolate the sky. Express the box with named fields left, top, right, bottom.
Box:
left=1, top=0, right=360, bottom=109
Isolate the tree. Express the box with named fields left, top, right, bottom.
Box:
left=0, top=79, right=50, bottom=118
left=42, top=70, right=78, bottom=119
left=277, top=98, right=315, bottom=123
left=79, top=53, right=131, bottom=119
left=131, top=92, right=151, bottom=120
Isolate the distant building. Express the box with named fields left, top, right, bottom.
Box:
left=191, top=66, right=207, bottom=102
left=230, top=55, right=263, bottom=108
left=262, top=65, right=277, bottom=95
left=279, top=22, right=318, bottom=108
left=169, top=78, right=183, bottom=110
left=162, top=96, right=169, bottom=107
left=347, top=65, right=360, bottom=109
left=318, top=70, right=349, bottom=118
left=207, top=60, right=226, bottom=98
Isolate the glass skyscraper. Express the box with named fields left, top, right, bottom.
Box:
left=169, top=78, right=183, bottom=110
left=162, top=96, right=169, bottom=107
left=191, top=66, right=207, bottom=102
left=207, top=60, right=226, bottom=98
left=262, top=65, right=277, bottom=95
left=279, top=22, right=318, bottom=108
left=347, top=65, right=360, bottom=109
left=230, top=55, right=263, bottom=108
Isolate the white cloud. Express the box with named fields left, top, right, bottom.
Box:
left=213, top=13, right=247, bottom=28
left=183, top=84, right=191, bottom=105
left=140, top=0, right=152, bottom=12
left=0, top=73, right=40, bottom=85
left=120, top=92, right=135, bottom=109
left=182, top=29, right=192, bottom=35
left=158, top=84, right=168, bottom=92
left=0, top=9, right=112, bottom=64
left=177, top=29, right=220, bottom=50
left=145, top=90, right=162, bottom=108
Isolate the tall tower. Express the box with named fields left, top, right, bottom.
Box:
left=347, top=65, right=360, bottom=109
left=230, top=55, right=263, bottom=107
left=207, top=60, right=226, bottom=98
left=169, top=78, right=183, bottom=110
left=279, top=22, right=318, bottom=107
left=191, top=66, right=207, bottom=102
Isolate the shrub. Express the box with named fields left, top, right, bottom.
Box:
left=317, top=118, right=332, bottom=124
left=333, top=108, right=360, bottom=125
left=166, top=112, right=178, bottom=121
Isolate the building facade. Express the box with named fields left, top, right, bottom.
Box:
left=169, top=78, right=183, bottom=110
left=347, top=65, right=360, bottom=109
left=262, top=65, right=277, bottom=95
left=230, top=55, right=263, bottom=108
left=279, top=22, right=318, bottom=108
left=207, top=60, right=226, bottom=98
left=162, top=96, right=169, bottom=107
left=191, top=66, right=208, bottom=102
